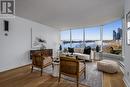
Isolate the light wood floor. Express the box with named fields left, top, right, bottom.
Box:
left=0, top=64, right=126, bottom=87
left=103, top=69, right=126, bottom=87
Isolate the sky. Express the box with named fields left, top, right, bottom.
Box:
left=61, top=19, right=122, bottom=41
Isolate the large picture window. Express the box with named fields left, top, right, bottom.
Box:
left=60, top=19, right=122, bottom=55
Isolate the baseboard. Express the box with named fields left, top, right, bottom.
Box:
left=123, top=77, right=130, bottom=87
left=0, top=63, right=31, bottom=73
left=119, top=61, right=130, bottom=87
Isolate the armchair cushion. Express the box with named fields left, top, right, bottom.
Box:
left=43, top=57, right=52, bottom=66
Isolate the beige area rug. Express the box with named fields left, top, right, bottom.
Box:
left=38, top=77, right=89, bottom=87
left=43, top=62, right=103, bottom=87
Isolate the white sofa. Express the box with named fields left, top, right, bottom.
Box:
left=73, top=48, right=91, bottom=61
left=61, top=48, right=92, bottom=61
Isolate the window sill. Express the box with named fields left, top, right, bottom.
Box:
left=99, top=52, right=124, bottom=61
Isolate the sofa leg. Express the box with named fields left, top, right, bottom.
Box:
left=41, top=68, right=43, bottom=76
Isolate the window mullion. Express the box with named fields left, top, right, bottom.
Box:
left=100, top=25, right=103, bottom=52
left=70, top=29, right=72, bottom=47
left=83, top=28, right=85, bottom=47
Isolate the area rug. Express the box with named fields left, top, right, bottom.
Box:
left=43, top=62, right=103, bottom=87
left=38, top=77, right=89, bottom=87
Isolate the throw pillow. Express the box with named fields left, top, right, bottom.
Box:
left=68, top=47, right=74, bottom=53
left=83, top=46, right=91, bottom=55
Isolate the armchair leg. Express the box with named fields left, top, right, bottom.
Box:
left=58, top=72, right=61, bottom=82
left=77, top=76, right=79, bottom=87
left=41, top=68, right=43, bottom=76
left=84, top=70, right=86, bottom=79
left=31, top=66, right=33, bottom=73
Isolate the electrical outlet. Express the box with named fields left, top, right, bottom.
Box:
left=127, top=72, right=129, bottom=76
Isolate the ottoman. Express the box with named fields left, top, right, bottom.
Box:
left=97, top=60, right=119, bottom=73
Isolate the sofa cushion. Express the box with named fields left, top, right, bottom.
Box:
left=74, top=48, right=84, bottom=54
left=74, top=53, right=90, bottom=60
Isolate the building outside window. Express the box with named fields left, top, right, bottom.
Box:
left=102, top=20, right=122, bottom=55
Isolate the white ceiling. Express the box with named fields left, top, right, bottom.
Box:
left=16, top=0, right=124, bottom=29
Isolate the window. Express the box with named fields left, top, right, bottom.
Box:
left=103, top=20, right=122, bottom=55
left=60, top=30, right=70, bottom=49
left=85, top=27, right=101, bottom=49
left=71, top=29, right=83, bottom=48
left=60, top=19, right=122, bottom=55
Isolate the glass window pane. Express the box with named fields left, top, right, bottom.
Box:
left=85, top=27, right=100, bottom=40
left=60, top=30, right=70, bottom=41
left=71, top=29, right=83, bottom=48
left=60, top=30, right=70, bottom=49
left=85, top=27, right=101, bottom=49
left=103, top=19, right=122, bottom=55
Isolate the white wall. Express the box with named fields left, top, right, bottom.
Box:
left=0, top=16, right=60, bottom=72
left=124, top=0, right=130, bottom=86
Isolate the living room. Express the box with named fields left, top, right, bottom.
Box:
left=0, top=0, right=130, bottom=87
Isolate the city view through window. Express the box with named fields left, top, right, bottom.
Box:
left=60, top=19, right=122, bottom=55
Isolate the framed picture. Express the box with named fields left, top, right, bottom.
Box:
left=126, top=11, right=130, bottom=29
left=31, top=28, right=47, bottom=49
left=127, top=30, right=130, bottom=45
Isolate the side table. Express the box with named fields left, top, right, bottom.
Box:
left=52, top=61, right=59, bottom=77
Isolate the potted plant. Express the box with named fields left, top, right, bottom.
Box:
left=59, top=45, right=62, bottom=51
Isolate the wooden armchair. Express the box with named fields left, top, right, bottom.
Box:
left=31, top=50, right=53, bottom=76
left=59, top=56, right=86, bottom=87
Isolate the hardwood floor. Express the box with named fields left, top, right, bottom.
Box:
left=0, top=64, right=126, bottom=87
left=103, top=69, right=126, bottom=87
left=0, top=65, right=51, bottom=87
